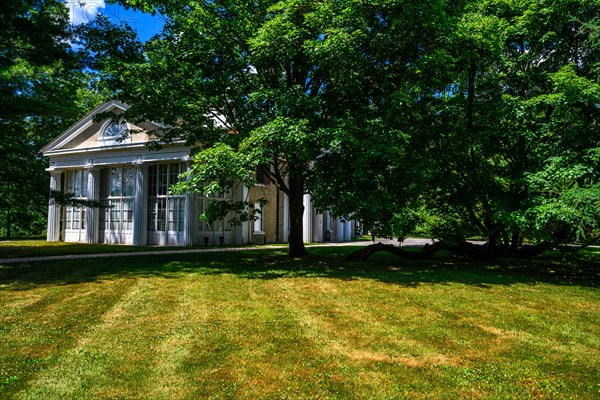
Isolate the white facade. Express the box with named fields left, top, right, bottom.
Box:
left=42, top=101, right=353, bottom=246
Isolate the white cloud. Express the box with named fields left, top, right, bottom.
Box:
left=64, top=0, right=106, bottom=25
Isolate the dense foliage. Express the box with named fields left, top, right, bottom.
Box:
left=416, top=0, right=600, bottom=249
left=86, top=0, right=393, bottom=256
left=0, top=1, right=103, bottom=238
left=80, top=0, right=600, bottom=256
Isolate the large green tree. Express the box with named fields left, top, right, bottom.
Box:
left=314, top=0, right=600, bottom=258
left=308, top=0, right=462, bottom=240
left=86, top=0, right=600, bottom=258
left=87, top=0, right=415, bottom=257
left=0, top=0, right=98, bottom=237
left=363, top=0, right=600, bottom=257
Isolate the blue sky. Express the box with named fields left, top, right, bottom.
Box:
left=65, top=0, right=165, bottom=42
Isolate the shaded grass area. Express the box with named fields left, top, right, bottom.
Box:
left=0, top=240, right=186, bottom=258
left=0, top=239, right=288, bottom=259
left=1, top=246, right=599, bottom=399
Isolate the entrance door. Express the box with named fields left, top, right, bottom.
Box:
left=99, top=167, right=135, bottom=244
left=63, top=170, right=87, bottom=242
left=146, top=163, right=185, bottom=246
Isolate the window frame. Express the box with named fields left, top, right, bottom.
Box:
left=147, top=163, right=185, bottom=233
left=64, top=170, right=88, bottom=232
left=100, top=166, right=136, bottom=233
left=99, top=121, right=129, bottom=141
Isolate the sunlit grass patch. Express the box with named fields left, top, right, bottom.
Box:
left=0, top=247, right=598, bottom=399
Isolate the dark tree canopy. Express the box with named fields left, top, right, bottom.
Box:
left=0, top=1, right=103, bottom=237
left=416, top=0, right=600, bottom=250
left=77, top=0, right=600, bottom=258
left=314, top=0, right=600, bottom=257
left=84, top=0, right=410, bottom=257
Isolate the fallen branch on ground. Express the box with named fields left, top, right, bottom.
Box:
left=345, top=241, right=553, bottom=262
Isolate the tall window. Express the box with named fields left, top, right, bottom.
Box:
left=64, top=170, right=87, bottom=231
left=147, top=163, right=185, bottom=233
left=100, top=167, right=135, bottom=232
left=255, top=165, right=271, bottom=185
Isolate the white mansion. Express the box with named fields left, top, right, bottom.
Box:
left=42, top=101, right=355, bottom=246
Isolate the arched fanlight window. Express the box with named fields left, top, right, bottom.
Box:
left=100, top=122, right=128, bottom=140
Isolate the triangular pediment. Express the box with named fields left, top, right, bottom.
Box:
left=41, top=100, right=163, bottom=155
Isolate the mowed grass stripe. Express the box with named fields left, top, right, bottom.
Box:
left=267, top=277, right=600, bottom=398
left=0, top=263, right=141, bottom=396
left=174, top=273, right=322, bottom=398
left=270, top=277, right=462, bottom=398
left=1, top=248, right=599, bottom=399
left=14, top=273, right=192, bottom=399
left=147, top=272, right=209, bottom=399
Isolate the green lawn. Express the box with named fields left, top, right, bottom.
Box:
left=0, top=239, right=289, bottom=259
left=0, top=239, right=187, bottom=258
left=1, top=246, right=599, bottom=399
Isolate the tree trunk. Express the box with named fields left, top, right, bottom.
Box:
left=510, top=230, right=520, bottom=251
left=345, top=242, right=446, bottom=261
left=487, top=230, right=500, bottom=258
left=287, top=173, right=309, bottom=258
left=467, top=57, right=476, bottom=130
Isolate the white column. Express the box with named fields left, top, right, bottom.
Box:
left=335, top=218, right=344, bottom=242
left=344, top=217, right=353, bottom=241
left=302, top=194, right=312, bottom=243
left=46, top=170, right=62, bottom=242
left=322, top=211, right=332, bottom=241
left=313, top=213, right=323, bottom=242
left=133, top=164, right=147, bottom=246
left=323, top=211, right=334, bottom=242
left=281, top=191, right=289, bottom=243
left=84, top=168, right=100, bottom=243
left=183, top=161, right=198, bottom=247
left=232, top=182, right=249, bottom=245
left=184, top=192, right=197, bottom=246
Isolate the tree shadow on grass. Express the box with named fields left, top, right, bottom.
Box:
left=0, top=246, right=598, bottom=290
